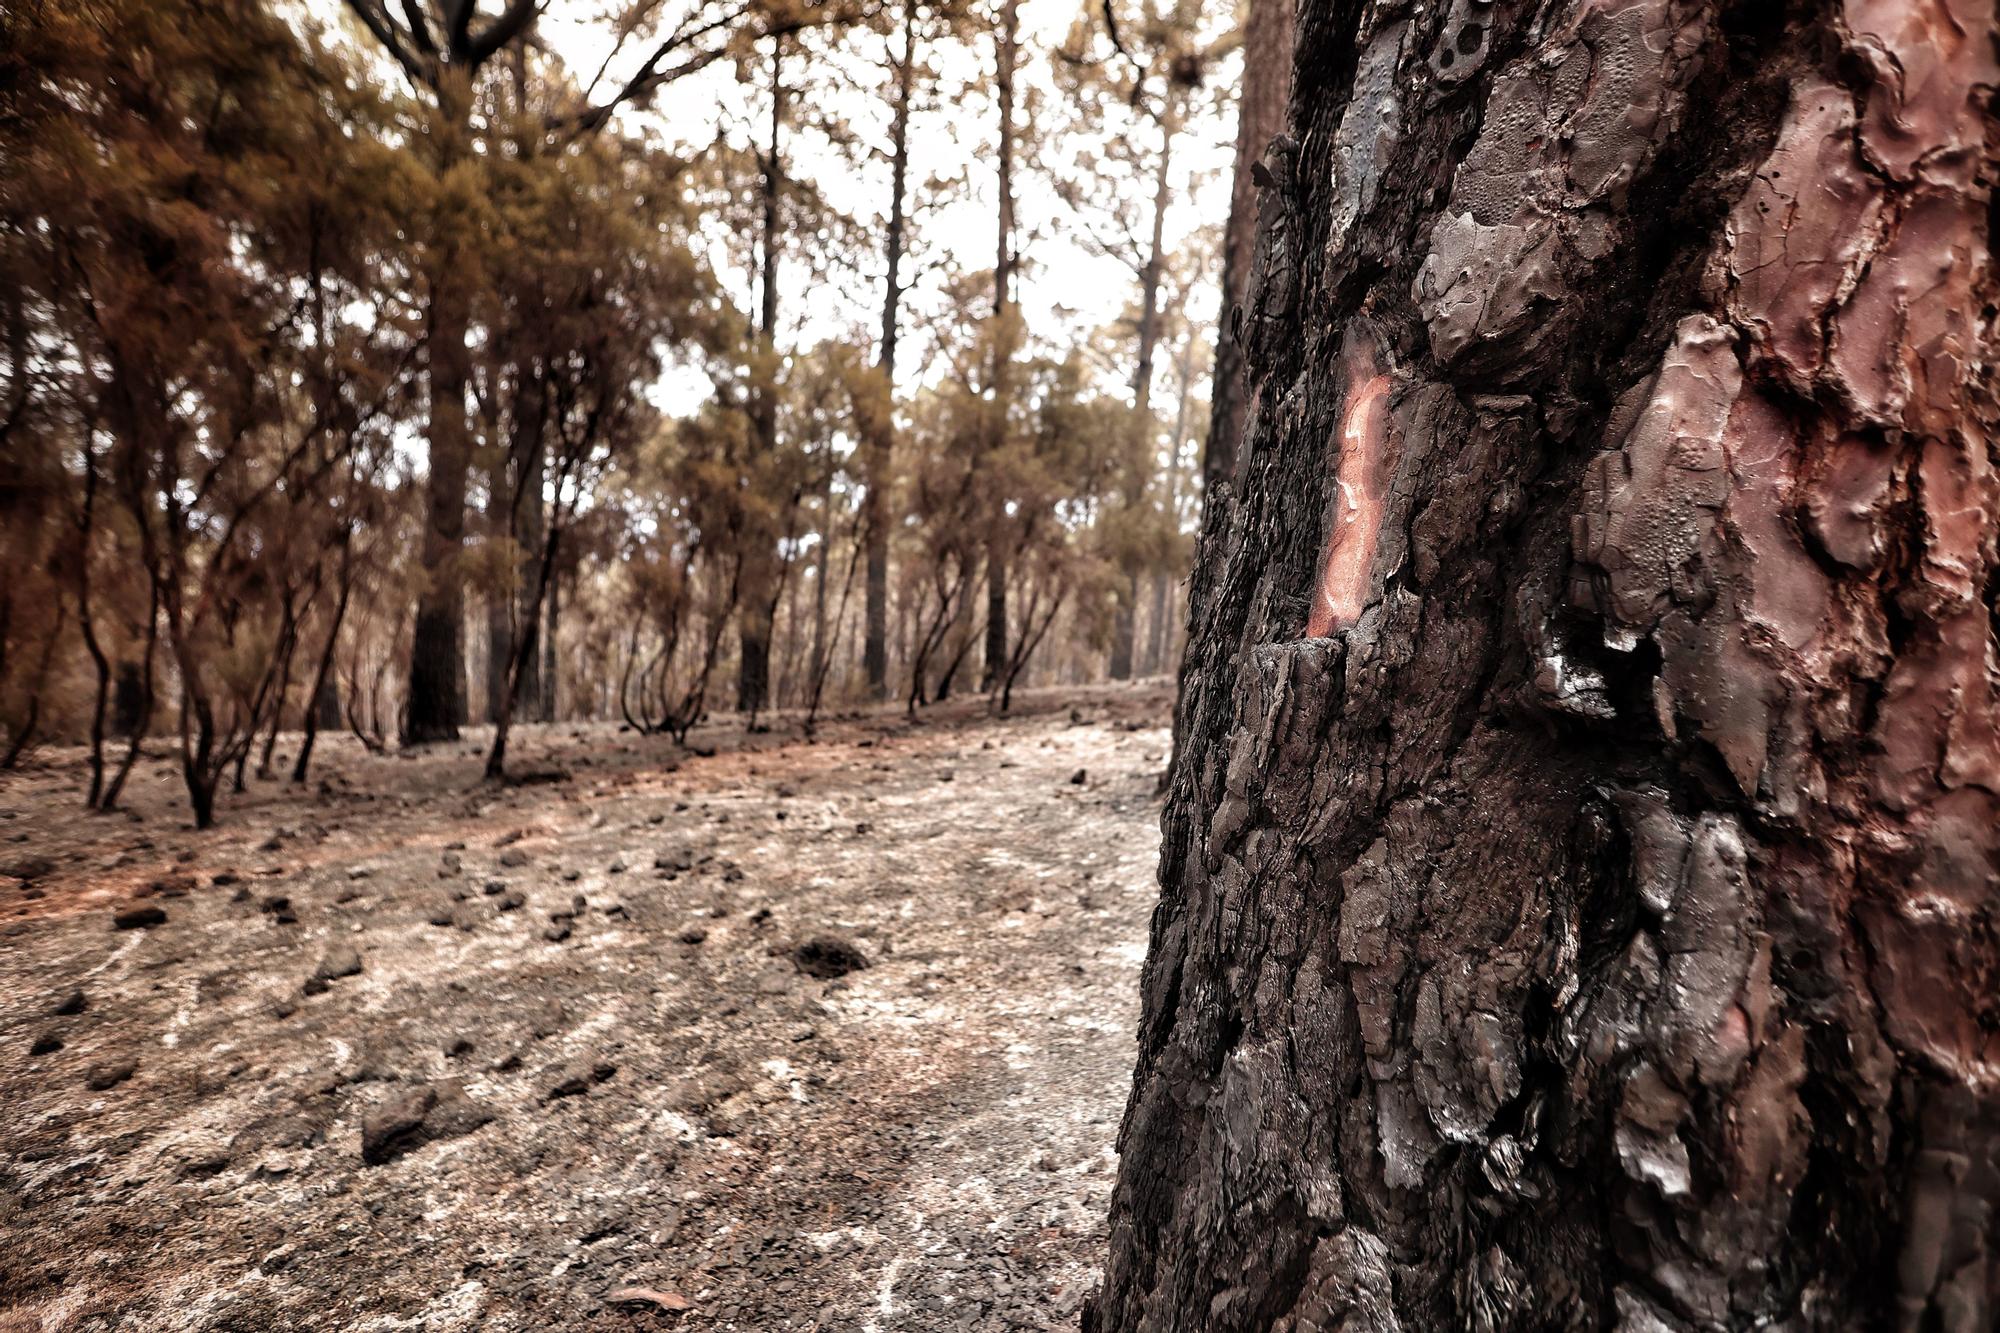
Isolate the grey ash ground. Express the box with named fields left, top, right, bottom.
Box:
left=0, top=682, right=1171, bottom=1331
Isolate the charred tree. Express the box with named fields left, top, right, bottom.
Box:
left=983, top=0, right=1024, bottom=693
left=1093, top=0, right=2000, bottom=1329
left=1109, top=84, right=1181, bottom=682
left=862, top=0, right=919, bottom=704
left=486, top=365, right=548, bottom=724
left=406, top=191, right=474, bottom=744
left=337, top=3, right=542, bottom=745
left=738, top=35, right=788, bottom=718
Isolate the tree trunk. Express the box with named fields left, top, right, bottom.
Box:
left=1204, top=0, right=1293, bottom=498
left=809, top=454, right=835, bottom=695
left=864, top=0, right=918, bottom=704
left=485, top=515, right=511, bottom=726
left=1141, top=572, right=1170, bottom=676
left=540, top=563, right=560, bottom=722
left=99, top=590, right=154, bottom=812
left=864, top=485, right=892, bottom=701
left=1091, top=2, right=2000, bottom=1330
left=76, top=440, right=111, bottom=807
left=738, top=37, right=786, bottom=717
left=1109, top=95, right=1178, bottom=682
left=295, top=547, right=354, bottom=785
left=111, top=661, right=144, bottom=739
left=1107, top=575, right=1138, bottom=681
left=983, top=0, right=1023, bottom=693
left=515, top=433, right=545, bottom=719
left=984, top=550, right=1008, bottom=691
left=313, top=676, right=339, bottom=730
left=1146, top=329, right=1198, bottom=682
left=406, top=86, right=474, bottom=744
left=491, top=366, right=547, bottom=723
left=487, top=466, right=566, bottom=783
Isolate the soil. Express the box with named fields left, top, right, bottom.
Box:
left=0, top=681, right=1172, bottom=1332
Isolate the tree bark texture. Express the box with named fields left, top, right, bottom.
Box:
left=1092, top=0, right=1999, bottom=1329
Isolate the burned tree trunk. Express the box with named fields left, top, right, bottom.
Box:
left=983, top=0, right=1024, bottom=695
left=864, top=0, right=919, bottom=704
left=407, top=236, right=473, bottom=744
left=1093, top=0, right=1999, bottom=1329
left=738, top=36, right=786, bottom=718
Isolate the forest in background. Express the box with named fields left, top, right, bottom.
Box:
left=0, top=0, right=1243, bottom=826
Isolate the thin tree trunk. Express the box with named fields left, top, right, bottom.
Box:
left=485, top=452, right=513, bottom=727
left=1108, top=574, right=1138, bottom=681
left=1138, top=574, right=1167, bottom=676
left=99, top=582, right=157, bottom=812
left=999, top=582, right=1062, bottom=714
left=982, top=0, right=1023, bottom=692
left=1144, top=326, right=1197, bottom=682
left=1092, top=3, right=2000, bottom=1329
left=314, top=676, right=339, bottom=729
left=541, top=564, right=560, bottom=722
left=486, top=465, right=567, bottom=783
left=112, top=661, right=143, bottom=739
left=491, top=366, right=547, bottom=723
left=293, top=539, right=355, bottom=784
left=808, top=454, right=835, bottom=694
left=515, top=393, right=546, bottom=719
left=807, top=504, right=864, bottom=733
left=737, top=36, right=786, bottom=716
left=0, top=604, right=62, bottom=769
left=864, top=0, right=917, bottom=704
left=255, top=593, right=300, bottom=780
left=76, top=437, right=111, bottom=807
left=406, top=81, right=473, bottom=744
left=1110, top=93, right=1178, bottom=682
left=934, top=549, right=977, bottom=701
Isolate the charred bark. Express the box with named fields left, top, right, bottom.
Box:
left=1093, top=0, right=2000, bottom=1328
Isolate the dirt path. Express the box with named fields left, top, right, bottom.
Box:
left=0, top=683, right=1172, bottom=1332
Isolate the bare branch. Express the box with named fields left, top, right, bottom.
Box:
left=466, top=0, right=544, bottom=67
left=343, top=0, right=429, bottom=85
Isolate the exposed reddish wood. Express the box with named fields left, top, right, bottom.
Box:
left=1305, top=350, right=1390, bottom=637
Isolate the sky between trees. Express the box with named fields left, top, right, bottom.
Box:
left=526, top=0, right=1236, bottom=403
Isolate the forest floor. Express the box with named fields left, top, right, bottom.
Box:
left=0, top=680, right=1173, bottom=1333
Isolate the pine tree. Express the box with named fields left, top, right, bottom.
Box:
left=1091, top=0, right=2000, bottom=1325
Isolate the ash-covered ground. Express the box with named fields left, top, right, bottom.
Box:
left=0, top=682, right=1171, bottom=1331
